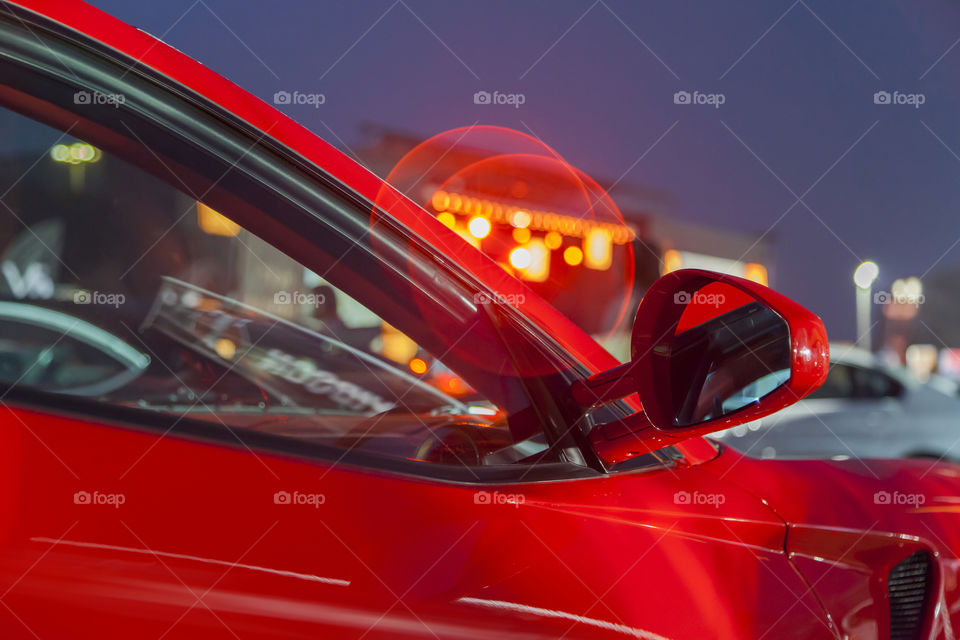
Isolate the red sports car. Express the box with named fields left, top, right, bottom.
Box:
left=0, top=2, right=957, bottom=639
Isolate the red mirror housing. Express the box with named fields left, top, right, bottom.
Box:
left=573, top=269, right=829, bottom=466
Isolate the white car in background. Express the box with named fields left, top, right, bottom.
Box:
left=714, top=345, right=960, bottom=461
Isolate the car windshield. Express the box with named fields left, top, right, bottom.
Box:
left=137, top=276, right=472, bottom=415
left=0, top=59, right=584, bottom=472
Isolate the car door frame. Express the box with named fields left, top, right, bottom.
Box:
left=0, top=1, right=638, bottom=482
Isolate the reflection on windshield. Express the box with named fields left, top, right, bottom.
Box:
left=0, top=97, right=555, bottom=469
left=142, top=277, right=465, bottom=416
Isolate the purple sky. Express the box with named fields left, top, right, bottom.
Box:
left=88, top=0, right=960, bottom=342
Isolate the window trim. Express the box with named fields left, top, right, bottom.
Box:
left=3, top=386, right=602, bottom=484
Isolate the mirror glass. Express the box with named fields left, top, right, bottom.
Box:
left=667, top=282, right=791, bottom=427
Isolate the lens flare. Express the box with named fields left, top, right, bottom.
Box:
left=509, top=247, right=532, bottom=270
left=468, top=216, right=491, bottom=239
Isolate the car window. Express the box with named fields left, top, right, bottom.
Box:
left=0, top=69, right=580, bottom=474
left=806, top=363, right=855, bottom=399
left=852, top=367, right=903, bottom=399
left=806, top=363, right=902, bottom=400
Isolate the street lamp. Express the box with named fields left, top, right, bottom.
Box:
left=853, top=261, right=879, bottom=350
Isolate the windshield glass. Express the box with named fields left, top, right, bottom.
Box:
left=0, top=64, right=580, bottom=473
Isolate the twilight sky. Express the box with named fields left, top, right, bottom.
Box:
left=88, top=0, right=960, bottom=342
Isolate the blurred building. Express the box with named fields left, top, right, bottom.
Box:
left=878, top=267, right=960, bottom=379
left=354, top=125, right=773, bottom=356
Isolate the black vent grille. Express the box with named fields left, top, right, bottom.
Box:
left=889, top=551, right=933, bottom=640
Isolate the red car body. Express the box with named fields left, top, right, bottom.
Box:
left=0, top=2, right=958, bottom=639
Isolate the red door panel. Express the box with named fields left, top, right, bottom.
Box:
left=0, top=405, right=835, bottom=639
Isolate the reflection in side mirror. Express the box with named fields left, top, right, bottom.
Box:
left=670, top=295, right=790, bottom=427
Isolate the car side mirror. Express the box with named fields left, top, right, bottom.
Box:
left=573, top=269, right=829, bottom=465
